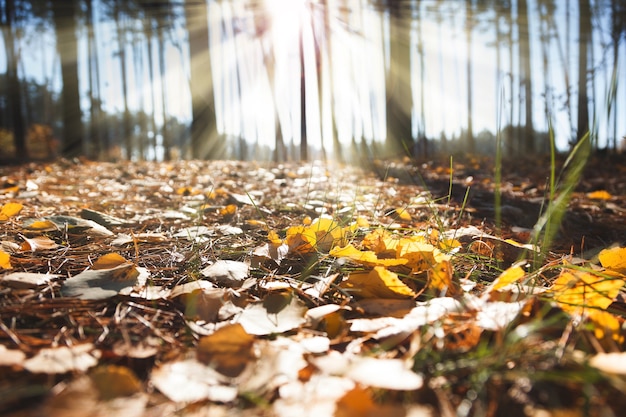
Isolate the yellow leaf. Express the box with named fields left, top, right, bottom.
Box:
left=395, top=207, right=411, bottom=221
left=197, top=323, right=255, bottom=377
left=427, top=260, right=459, bottom=296
left=598, top=247, right=626, bottom=274
left=355, top=216, right=369, bottom=228
left=0, top=202, right=23, bottom=222
left=361, top=229, right=394, bottom=255
left=329, top=243, right=408, bottom=267
left=492, top=265, right=526, bottom=291
left=219, top=204, right=237, bottom=216
left=0, top=250, right=12, bottom=269
left=302, top=216, right=312, bottom=226
left=588, top=310, right=624, bottom=343
left=24, top=219, right=57, bottom=231
left=340, top=266, right=416, bottom=299
left=286, top=225, right=315, bottom=253
left=267, top=230, right=283, bottom=245
left=92, top=253, right=131, bottom=270
left=396, top=238, right=439, bottom=271
left=551, top=269, right=624, bottom=313
left=176, top=186, right=200, bottom=196
left=1, top=202, right=22, bottom=216
left=587, top=190, right=612, bottom=200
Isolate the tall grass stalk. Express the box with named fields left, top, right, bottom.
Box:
left=531, top=131, right=590, bottom=265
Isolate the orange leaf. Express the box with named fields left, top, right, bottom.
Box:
left=587, top=190, right=612, bottom=200
left=92, top=253, right=131, bottom=270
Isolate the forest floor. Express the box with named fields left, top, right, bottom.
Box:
left=1, top=154, right=626, bottom=417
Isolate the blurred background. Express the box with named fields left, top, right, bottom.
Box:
left=0, top=0, right=625, bottom=163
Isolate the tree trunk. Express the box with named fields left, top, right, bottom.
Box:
left=157, top=21, right=171, bottom=161
left=465, top=0, right=474, bottom=153
left=576, top=0, right=591, bottom=142
left=3, top=0, right=27, bottom=161
left=385, top=8, right=413, bottom=157
left=114, top=4, right=133, bottom=159
left=518, top=0, right=534, bottom=153
left=52, top=0, right=83, bottom=158
left=299, top=26, right=308, bottom=161
left=185, top=0, right=217, bottom=159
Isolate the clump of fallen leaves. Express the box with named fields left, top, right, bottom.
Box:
left=1, top=158, right=626, bottom=417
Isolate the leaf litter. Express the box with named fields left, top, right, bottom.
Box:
left=0, top=158, right=625, bottom=416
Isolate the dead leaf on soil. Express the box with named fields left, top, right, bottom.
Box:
left=62, top=262, right=141, bottom=300
left=237, top=292, right=308, bottom=335
left=340, top=266, right=416, bottom=299
left=150, top=359, right=237, bottom=403
left=0, top=249, right=13, bottom=269
left=0, top=202, right=23, bottom=222
left=0, top=272, right=58, bottom=289
left=19, top=235, right=59, bottom=251
left=0, top=344, right=26, bottom=366
left=197, top=323, right=255, bottom=377
left=201, top=260, right=250, bottom=287
left=24, top=343, right=100, bottom=373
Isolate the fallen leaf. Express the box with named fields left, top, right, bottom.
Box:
left=62, top=263, right=140, bottom=300
left=19, top=235, right=59, bottom=252
left=197, top=323, right=255, bottom=377
left=150, top=359, right=237, bottom=403
left=237, top=292, right=308, bottom=335
left=329, top=243, right=408, bottom=267
left=24, top=344, right=100, bottom=373
left=90, top=365, right=142, bottom=400
left=427, top=260, right=459, bottom=296
left=587, top=190, right=612, bottom=200
left=0, top=344, right=26, bottom=366
left=551, top=269, right=624, bottom=313
left=0, top=202, right=23, bottom=221
left=0, top=249, right=12, bottom=269
left=201, top=260, right=249, bottom=287
left=340, top=266, right=416, bottom=299
left=346, top=357, right=423, bottom=390
left=490, top=264, right=526, bottom=292
left=598, top=246, right=626, bottom=274
left=0, top=272, right=58, bottom=289
left=92, top=253, right=132, bottom=269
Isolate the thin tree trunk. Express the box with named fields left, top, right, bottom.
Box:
left=299, top=25, right=308, bottom=161
left=465, top=0, right=474, bottom=153
left=157, top=22, right=171, bottom=161
left=52, top=0, right=83, bottom=158
left=185, top=0, right=217, bottom=159
left=4, top=0, right=27, bottom=160
left=519, top=0, right=534, bottom=153
left=576, top=0, right=591, bottom=142
left=115, top=5, right=133, bottom=159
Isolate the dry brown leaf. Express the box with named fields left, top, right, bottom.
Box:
left=197, top=323, right=255, bottom=377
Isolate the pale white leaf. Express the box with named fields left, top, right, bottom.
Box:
left=24, top=344, right=100, bottom=374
